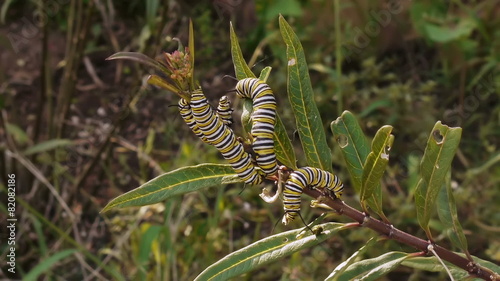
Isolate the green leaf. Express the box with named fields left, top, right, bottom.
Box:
left=136, top=224, right=163, bottom=280
left=337, top=252, right=410, bottom=281
left=331, top=111, right=370, bottom=192
left=274, top=114, right=298, bottom=170
left=106, top=52, right=168, bottom=73
left=258, top=66, right=272, bottom=82
left=331, top=111, right=385, bottom=218
left=423, top=19, right=476, bottom=43
left=415, top=121, right=462, bottom=239
left=360, top=126, right=394, bottom=208
left=188, top=19, right=196, bottom=89
left=279, top=15, right=332, bottom=172
left=437, top=171, right=469, bottom=255
left=102, top=164, right=240, bottom=212
left=23, top=139, right=74, bottom=156
left=325, top=237, right=378, bottom=280
left=403, top=255, right=500, bottom=279
left=24, top=249, right=78, bottom=281
left=241, top=99, right=254, bottom=139
left=194, top=222, right=348, bottom=281
left=6, top=123, right=30, bottom=145
left=401, top=254, right=500, bottom=281
left=230, top=22, right=256, bottom=80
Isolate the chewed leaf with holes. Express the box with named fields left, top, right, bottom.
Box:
left=101, top=164, right=240, bottom=212
left=331, top=111, right=370, bottom=193
left=331, top=111, right=385, bottom=219
left=194, top=223, right=348, bottom=281
left=415, top=121, right=462, bottom=239
left=361, top=125, right=394, bottom=210
left=279, top=15, right=332, bottom=171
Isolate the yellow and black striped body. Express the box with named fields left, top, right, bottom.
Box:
left=190, top=91, right=263, bottom=185
left=216, top=96, right=234, bottom=126
left=283, top=167, right=343, bottom=225
left=235, top=78, right=278, bottom=177
left=178, top=98, right=211, bottom=144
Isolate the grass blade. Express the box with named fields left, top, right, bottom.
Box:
left=101, top=164, right=239, bottom=212
left=194, top=222, right=348, bottom=281
left=24, top=249, right=78, bottom=281
left=415, top=121, right=462, bottom=239
left=337, top=251, right=410, bottom=281
left=360, top=125, right=394, bottom=210
left=23, top=139, right=73, bottom=156
left=279, top=15, right=332, bottom=171
left=325, top=237, right=378, bottom=280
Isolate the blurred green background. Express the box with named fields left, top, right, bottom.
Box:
left=0, top=0, right=498, bottom=280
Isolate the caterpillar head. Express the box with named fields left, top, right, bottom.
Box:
left=235, top=78, right=258, bottom=99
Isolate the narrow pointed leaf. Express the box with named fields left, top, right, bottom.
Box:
left=241, top=99, right=253, bottom=139
left=274, top=114, right=298, bottom=169
left=279, top=15, right=332, bottom=171
left=23, top=139, right=73, bottom=155
left=415, top=121, right=462, bottom=238
left=437, top=171, right=469, bottom=255
left=102, top=164, right=239, bottom=212
left=194, top=222, right=348, bottom=281
left=337, top=252, right=410, bottom=281
left=361, top=125, right=394, bottom=205
left=24, top=249, right=78, bottom=281
left=402, top=255, right=500, bottom=280
left=147, top=75, right=182, bottom=97
left=331, top=111, right=385, bottom=217
left=230, top=25, right=296, bottom=169
left=106, top=52, right=168, bottom=73
left=325, top=237, right=378, bottom=280
left=258, top=66, right=272, bottom=82
left=188, top=19, right=196, bottom=89
left=230, top=22, right=256, bottom=79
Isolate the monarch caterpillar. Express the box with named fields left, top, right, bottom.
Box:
left=216, top=96, right=234, bottom=126
left=178, top=98, right=211, bottom=144
left=282, top=167, right=344, bottom=225
left=190, top=90, right=263, bottom=185
left=235, top=78, right=278, bottom=177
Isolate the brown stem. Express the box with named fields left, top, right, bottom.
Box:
left=303, top=188, right=499, bottom=281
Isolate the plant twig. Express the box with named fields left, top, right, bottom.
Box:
left=303, top=188, right=499, bottom=281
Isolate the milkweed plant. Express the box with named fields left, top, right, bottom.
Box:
left=104, top=16, right=500, bottom=281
